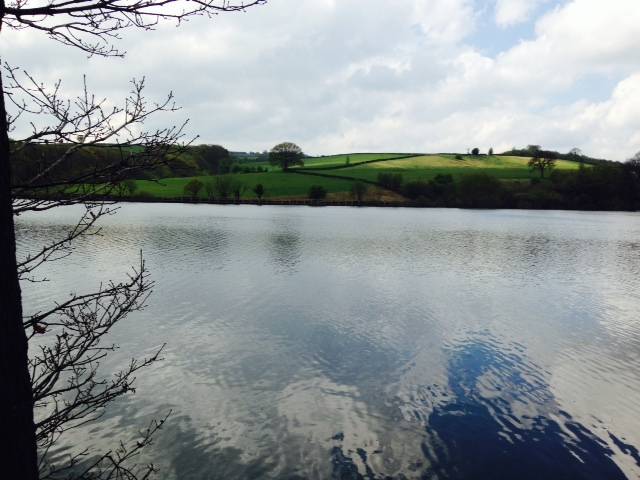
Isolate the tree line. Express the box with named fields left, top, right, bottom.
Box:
left=9, top=142, right=232, bottom=187
left=398, top=161, right=640, bottom=210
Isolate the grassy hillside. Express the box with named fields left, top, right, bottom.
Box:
left=31, top=147, right=638, bottom=211
left=298, top=153, right=417, bottom=169
left=332, top=154, right=581, bottom=183
left=128, top=153, right=584, bottom=201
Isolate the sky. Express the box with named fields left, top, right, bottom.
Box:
left=2, top=0, right=640, bottom=160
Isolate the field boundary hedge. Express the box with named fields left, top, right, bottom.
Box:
left=296, top=154, right=423, bottom=171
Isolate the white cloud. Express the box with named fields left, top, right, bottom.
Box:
left=494, top=0, right=545, bottom=27
left=2, top=0, right=640, bottom=160
left=499, top=0, right=640, bottom=82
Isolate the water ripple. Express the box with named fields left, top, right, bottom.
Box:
left=16, top=205, right=640, bottom=479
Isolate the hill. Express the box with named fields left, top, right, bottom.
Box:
left=12, top=145, right=640, bottom=211
left=127, top=153, right=582, bottom=200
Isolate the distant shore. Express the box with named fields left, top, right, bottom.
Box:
left=26, top=194, right=639, bottom=212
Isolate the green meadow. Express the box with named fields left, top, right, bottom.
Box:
left=134, top=172, right=356, bottom=200
left=298, top=153, right=417, bottom=169
left=129, top=153, right=585, bottom=201
left=326, top=154, right=581, bottom=183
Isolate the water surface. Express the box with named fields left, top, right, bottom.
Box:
left=17, top=204, right=640, bottom=479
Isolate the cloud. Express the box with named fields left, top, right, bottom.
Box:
left=498, top=0, right=640, bottom=84
left=2, top=0, right=640, bottom=160
left=494, top=0, right=546, bottom=27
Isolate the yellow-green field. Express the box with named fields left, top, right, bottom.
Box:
left=349, top=155, right=580, bottom=170
left=327, top=154, right=581, bottom=183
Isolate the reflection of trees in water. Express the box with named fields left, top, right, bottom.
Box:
left=268, top=222, right=302, bottom=273
left=329, top=333, right=632, bottom=480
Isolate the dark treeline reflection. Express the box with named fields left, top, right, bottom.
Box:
left=330, top=333, right=629, bottom=480
left=268, top=220, right=302, bottom=274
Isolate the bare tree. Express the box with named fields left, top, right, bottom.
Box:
left=0, top=1, right=265, bottom=478
left=1, top=1, right=265, bottom=57
left=9, top=71, right=182, bottom=480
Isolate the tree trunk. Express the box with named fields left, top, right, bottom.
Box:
left=0, top=66, right=39, bottom=479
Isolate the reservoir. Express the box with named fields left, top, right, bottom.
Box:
left=17, top=204, right=640, bottom=479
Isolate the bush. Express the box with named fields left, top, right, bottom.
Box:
left=183, top=178, right=204, bottom=199
left=135, top=191, right=154, bottom=200
left=403, top=181, right=430, bottom=200
left=123, top=179, right=137, bottom=195
left=308, top=185, right=327, bottom=201
left=351, top=181, right=368, bottom=203
left=433, top=174, right=454, bottom=185
left=377, top=172, right=403, bottom=191
left=457, top=173, right=505, bottom=208
left=204, top=181, right=215, bottom=200
left=215, top=175, right=234, bottom=200
left=253, top=183, right=265, bottom=201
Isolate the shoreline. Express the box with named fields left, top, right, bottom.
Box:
left=23, top=195, right=639, bottom=213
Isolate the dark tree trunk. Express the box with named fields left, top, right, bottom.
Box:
left=0, top=66, right=39, bottom=479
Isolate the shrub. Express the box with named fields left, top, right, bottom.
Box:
left=433, top=174, right=454, bottom=185
left=377, top=172, right=403, bottom=191
left=123, top=179, right=137, bottom=195
left=253, top=183, right=265, bottom=201
left=215, top=175, right=234, bottom=200
left=457, top=173, right=505, bottom=208
left=403, top=181, right=430, bottom=200
left=308, top=185, right=327, bottom=201
left=351, top=181, right=368, bottom=203
left=183, top=178, right=204, bottom=199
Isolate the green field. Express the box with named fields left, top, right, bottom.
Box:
left=297, top=153, right=416, bottom=169
left=134, top=172, right=357, bottom=200
left=127, top=153, right=585, bottom=201
left=333, top=154, right=581, bottom=183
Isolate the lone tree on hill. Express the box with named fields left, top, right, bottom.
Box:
left=527, top=145, right=542, bottom=155
left=471, top=147, right=480, bottom=156
left=569, top=147, right=583, bottom=158
left=528, top=149, right=558, bottom=178
left=269, top=142, right=304, bottom=170
left=0, top=1, right=265, bottom=478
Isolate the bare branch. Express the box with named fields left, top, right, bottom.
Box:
left=5, top=65, right=194, bottom=213
left=2, top=1, right=267, bottom=56
left=3, top=1, right=265, bottom=476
